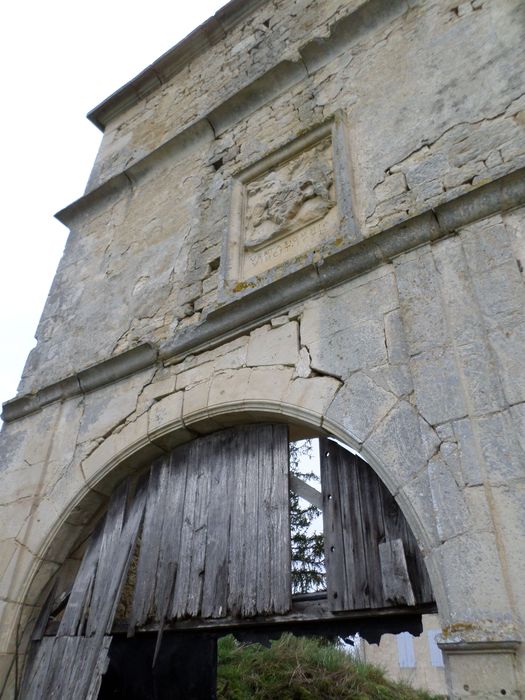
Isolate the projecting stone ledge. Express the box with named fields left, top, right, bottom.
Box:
left=3, top=165, right=525, bottom=423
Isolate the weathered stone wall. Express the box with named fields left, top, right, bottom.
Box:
left=1, top=0, right=524, bottom=697
left=17, top=0, right=524, bottom=395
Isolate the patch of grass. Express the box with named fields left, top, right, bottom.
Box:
left=217, top=633, right=444, bottom=700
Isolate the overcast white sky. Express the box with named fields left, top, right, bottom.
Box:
left=0, top=0, right=229, bottom=410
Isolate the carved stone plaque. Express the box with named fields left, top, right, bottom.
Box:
left=224, top=118, right=355, bottom=293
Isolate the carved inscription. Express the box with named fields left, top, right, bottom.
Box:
left=240, top=135, right=338, bottom=279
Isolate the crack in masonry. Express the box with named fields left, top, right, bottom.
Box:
left=367, top=91, right=525, bottom=223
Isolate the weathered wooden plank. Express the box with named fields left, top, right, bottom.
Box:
left=380, top=485, right=434, bottom=603
left=256, top=425, right=272, bottom=615
left=157, top=446, right=188, bottom=623
left=321, top=439, right=434, bottom=612
left=201, top=430, right=233, bottom=618
left=128, top=458, right=170, bottom=631
left=342, top=449, right=370, bottom=609
left=86, top=481, right=128, bottom=636
left=356, top=458, right=386, bottom=608
left=21, top=635, right=112, bottom=700
left=227, top=428, right=248, bottom=617
left=58, top=520, right=104, bottom=636
left=241, top=426, right=260, bottom=618
left=379, top=539, right=416, bottom=606
left=85, top=477, right=146, bottom=637
left=171, top=439, right=201, bottom=618
left=320, top=438, right=349, bottom=611
left=184, top=438, right=212, bottom=618
left=267, top=424, right=291, bottom=615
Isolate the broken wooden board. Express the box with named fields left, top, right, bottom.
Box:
left=21, top=636, right=112, bottom=700
left=129, top=424, right=291, bottom=632
left=320, top=438, right=434, bottom=612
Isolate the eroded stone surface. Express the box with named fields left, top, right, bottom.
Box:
left=1, top=0, right=524, bottom=696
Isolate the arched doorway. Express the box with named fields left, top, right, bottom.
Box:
left=20, top=423, right=436, bottom=699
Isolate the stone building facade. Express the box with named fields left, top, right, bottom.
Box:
left=1, top=0, right=524, bottom=696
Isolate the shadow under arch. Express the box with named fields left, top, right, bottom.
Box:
left=15, top=398, right=444, bottom=677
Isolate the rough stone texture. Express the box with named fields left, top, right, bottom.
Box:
left=0, top=0, right=524, bottom=697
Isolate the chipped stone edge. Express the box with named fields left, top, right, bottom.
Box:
left=3, top=166, right=525, bottom=423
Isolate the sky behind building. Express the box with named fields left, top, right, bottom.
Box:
left=0, top=0, right=228, bottom=411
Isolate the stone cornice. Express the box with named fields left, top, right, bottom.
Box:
left=4, top=167, right=525, bottom=423
left=86, top=0, right=271, bottom=131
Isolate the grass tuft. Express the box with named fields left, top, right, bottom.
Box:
left=217, top=633, right=444, bottom=700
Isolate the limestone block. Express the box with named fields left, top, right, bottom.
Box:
left=488, top=324, right=525, bottom=405
left=81, top=412, right=161, bottom=487
left=0, top=542, right=36, bottom=604
left=383, top=308, right=409, bottom=364
left=307, top=319, right=387, bottom=379
left=410, top=348, right=467, bottom=425
left=214, top=344, right=247, bottom=371
left=293, top=347, right=312, bottom=379
left=456, top=340, right=506, bottom=415
left=444, top=649, right=521, bottom=699
left=46, top=397, right=85, bottom=468
left=394, top=247, right=447, bottom=355
left=435, top=531, right=511, bottom=620
left=404, top=152, right=448, bottom=199
left=470, top=261, right=524, bottom=330
left=283, top=376, right=341, bottom=421
left=365, top=364, right=413, bottom=398
left=77, top=369, right=154, bottom=444
left=246, top=367, right=294, bottom=403
left=364, top=400, right=440, bottom=489
left=460, top=216, right=516, bottom=273
left=207, top=368, right=253, bottom=409
left=474, top=411, right=525, bottom=485
left=140, top=375, right=177, bottom=403
left=325, top=371, right=397, bottom=445
left=172, top=336, right=248, bottom=373
left=181, top=380, right=221, bottom=435
left=428, top=455, right=470, bottom=543
left=509, top=403, right=525, bottom=454
left=246, top=322, right=299, bottom=367
left=176, top=360, right=215, bottom=390
left=397, top=470, right=440, bottom=551
left=0, top=403, right=61, bottom=469
left=301, top=270, right=398, bottom=344
left=373, top=172, right=407, bottom=201
left=489, top=482, right=525, bottom=619
left=147, top=391, right=184, bottom=437
left=452, top=418, right=484, bottom=487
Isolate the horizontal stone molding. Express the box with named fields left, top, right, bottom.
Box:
left=4, top=166, right=525, bottom=423
left=87, top=0, right=270, bottom=130
left=1, top=343, right=157, bottom=422
left=75, top=0, right=404, bottom=200
left=437, top=639, right=521, bottom=654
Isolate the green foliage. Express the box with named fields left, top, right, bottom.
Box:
left=217, top=634, right=444, bottom=700
left=289, top=441, right=326, bottom=594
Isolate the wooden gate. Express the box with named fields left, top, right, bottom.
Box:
left=21, top=425, right=434, bottom=699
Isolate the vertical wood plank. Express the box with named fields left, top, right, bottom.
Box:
left=201, top=430, right=232, bottom=618
left=171, top=439, right=201, bottom=618
left=267, top=424, right=291, bottom=614
left=227, top=429, right=248, bottom=617
left=379, top=539, right=416, bottom=606
left=320, top=438, right=350, bottom=611
left=128, top=458, right=170, bottom=631
left=58, top=521, right=104, bottom=636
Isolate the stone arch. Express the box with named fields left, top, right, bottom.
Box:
left=14, top=390, right=444, bottom=659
